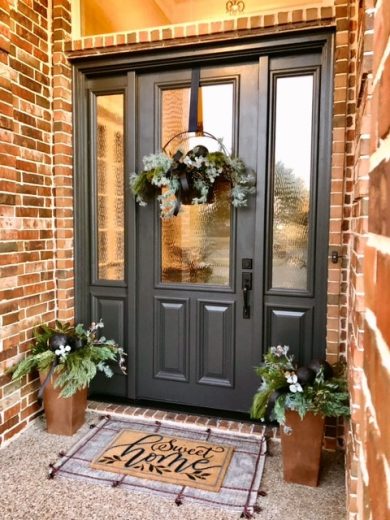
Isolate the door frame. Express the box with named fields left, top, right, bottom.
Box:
left=73, top=30, right=334, bottom=401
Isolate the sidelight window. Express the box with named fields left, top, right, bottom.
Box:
left=270, top=75, right=314, bottom=291
left=96, top=93, right=125, bottom=281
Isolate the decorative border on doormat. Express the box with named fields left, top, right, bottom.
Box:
left=48, top=415, right=267, bottom=519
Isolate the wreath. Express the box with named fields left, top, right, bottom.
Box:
left=129, top=133, right=256, bottom=218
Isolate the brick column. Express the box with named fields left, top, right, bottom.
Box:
left=52, top=0, right=74, bottom=321
left=347, top=0, right=390, bottom=518
left=0, top=0, right=56, bottom=445
left=362, top=0, right=390, bottom=516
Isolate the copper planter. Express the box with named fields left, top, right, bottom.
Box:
left=39, top=372, right=88, bottom=436
left=280, top=410, right=325, bottom=487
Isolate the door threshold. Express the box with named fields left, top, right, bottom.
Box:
left=89, top=394, right=271, bottom=425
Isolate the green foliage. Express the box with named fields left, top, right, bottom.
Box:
left=250, top=386, right=274, bottom=421
left=10, top=320, right=126, bottom=398
left=250, top=348, right=293, bottom=419
left=54, top=353, right=97, bottom=398
left=250, top=346, right=350, bottom=424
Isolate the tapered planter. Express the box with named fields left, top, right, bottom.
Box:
left=39, top=372, right=88, bottom=436
left=280, top=410, right=325, bottom=487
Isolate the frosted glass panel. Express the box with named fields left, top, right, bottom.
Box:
left=161, top=181, right=231, bottom=284
left=96, top=94, right=124, bottom=281
left=271, top=76, right=313, bottom=290
left=161, top=85, right=233, bottom=285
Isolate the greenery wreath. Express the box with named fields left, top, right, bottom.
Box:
left=129, top=133, right=256, bottom=218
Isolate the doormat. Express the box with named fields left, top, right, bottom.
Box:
left=91, top=428, right=234, bottom=492
left=49, top=415, right=267, bottom=518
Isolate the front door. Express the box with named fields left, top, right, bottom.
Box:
left=136, top=64, right=261, bottom=411
left=76, top=42, right=332, bottom=413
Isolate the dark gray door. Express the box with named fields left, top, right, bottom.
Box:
left=136, top=64, right=263, bottom=411
left=78, top=48, right=331, bottom=410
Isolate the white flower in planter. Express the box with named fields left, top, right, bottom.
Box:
left=55, top=344, right=71, bottom=362
left=286, top=372, right=303, bottom=393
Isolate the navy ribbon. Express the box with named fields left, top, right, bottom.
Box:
left=37, top=358, right=58, bottom=400
left=188, top=67, right=201, bottom=133
left=169, top=67, right=202, bottom=216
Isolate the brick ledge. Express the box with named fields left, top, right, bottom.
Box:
left=87, top=400, right=280, bottom=440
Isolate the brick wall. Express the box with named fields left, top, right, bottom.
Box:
left=346, top=0, right=390, bottom=518
left=0, top=0, right=73, bottom=447
left=0, top=0, right=53, bottom=445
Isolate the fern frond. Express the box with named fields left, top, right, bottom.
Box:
left=11, top=356, right=37, bottom=380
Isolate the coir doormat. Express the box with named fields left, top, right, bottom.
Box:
left=49, top=415, right=267, bottom=518
left=91, top=428, right=234, bottom=492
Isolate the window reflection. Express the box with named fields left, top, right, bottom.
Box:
left=160, top=84, right=233, bottom=285
left=96, top=94, right=125, bottom=281
left=271, top=75, right=313, bottom=290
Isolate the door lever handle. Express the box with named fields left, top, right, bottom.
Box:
left=243, top=285, right=250, bottom=319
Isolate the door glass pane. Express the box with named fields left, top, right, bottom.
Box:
left=96, top=94, right=125, bottom=281
left=271, top=75, right=313, bottom=290
left=160, top=84, right=233, bottom=285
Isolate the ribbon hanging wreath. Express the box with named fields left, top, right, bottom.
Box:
left=169, top=67, right=202, bottom=216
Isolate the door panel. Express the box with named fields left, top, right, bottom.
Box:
left=154, top=296, right=190, bottom=382
left=85, top=76, right=129, bottom=398
left=136, top=64, right=261, bottom=411
left=265, top=303, right=314, bottom=364
left=197, top=300, right=235, bottom=387
left=264, top=53, right=328, bottom=363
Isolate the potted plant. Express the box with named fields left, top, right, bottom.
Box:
left=129, top=140, right=256, bottom=218
left=250, top=345, right=349, bottom=486
left=10, top=320, right=126, bottom=436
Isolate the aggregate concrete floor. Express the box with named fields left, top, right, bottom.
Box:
left=0, top=412, right=346, bottom=520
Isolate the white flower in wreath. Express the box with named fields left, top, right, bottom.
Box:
left=286, top=373, right=303, bottom=393
left=193, top=156, right=206, bottom=169
left=55, top=344, right=71, bottom=362
left=270, top=344, right=289, bottom=357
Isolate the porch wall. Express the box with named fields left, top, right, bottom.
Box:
left=346, top=0, right=390, bottom=518
left=0, top=0, right=54, bottom=442
left=0, top=0, right=73, bottom=445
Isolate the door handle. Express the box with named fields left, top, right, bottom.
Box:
left=242, top=272, right=252, bottom=319
left=243, top=285, right=250, bottom=319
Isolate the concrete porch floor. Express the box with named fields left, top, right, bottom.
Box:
left=0, top=408, right=346, bottom=520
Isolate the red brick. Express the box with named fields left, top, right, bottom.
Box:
left=0, top=415, right=18, bottom=434
left=368, top=159, right=390, bottom=237
left=373, top=2, right=390, bottom=75
left=378, top=53, right=390, bottom=139
left=4, top=420, right=27, bottom=441
left=292, top=10, right=303, bottom=23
